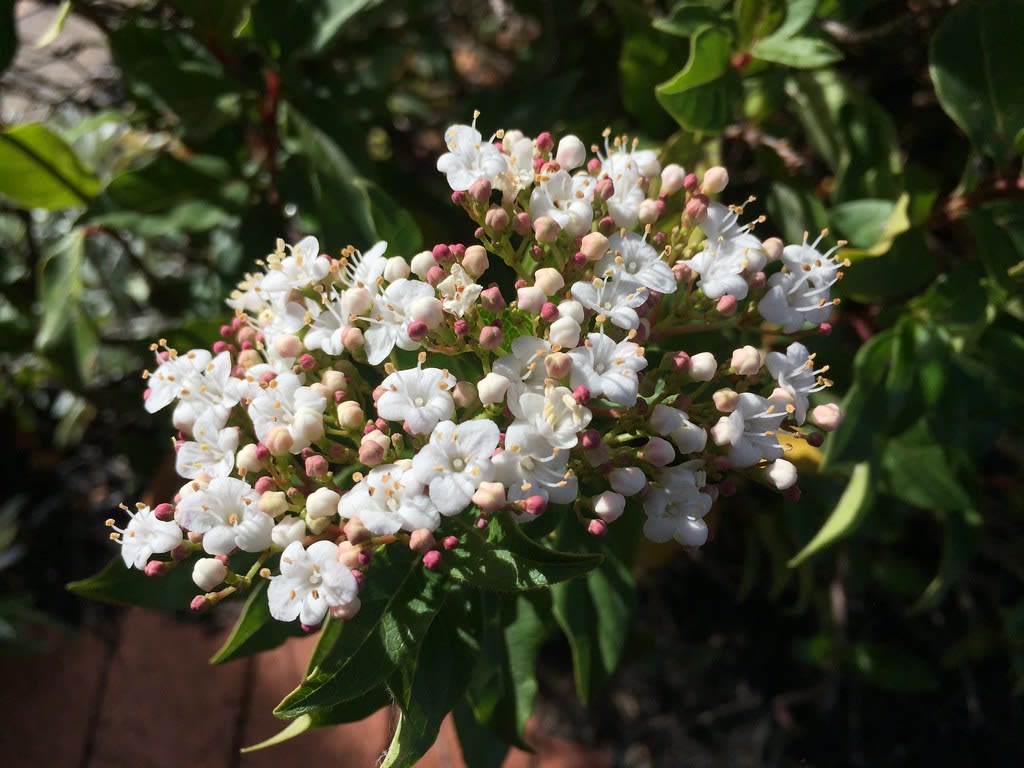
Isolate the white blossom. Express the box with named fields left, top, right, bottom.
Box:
left=362, top=279, right=436, bottom=365
left=710, top=392, right=788, bottom=468
left=568, top=332, right=647, bottom=406
left=596, top=231, right=676, bottom=295
left=493, top=423, right=576, bottom=504
left=112, top=505, right=182, bottom=569
left=376, top=366, right=456, bottom=435
left=268, top=540, right=358, bottom=626
left=175, top=477, right=273, bottom=555
left=570, top=277, right=648, bottom=331
left=436, top=123, right=507, bottom=191
left=247, top=372, right=327, bottom=453
left=528, top=170, right=594, bottom=238
left=175, top=412, right=238, bottom=480
left=642, top=461, right=713, bottom=546
left=338, top=462, right=441, bottom=534
left=684, top=203, right=766, bottom=300
left=509, top=385, right=592, bottom=449
left=437, top=264, right=483, bottom=318
left=409, top=419, right=500, bottom=516
left=765, top=342, right=831, bottom=424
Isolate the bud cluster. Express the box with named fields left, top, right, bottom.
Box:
left=109, top=115, right=843, bottom=628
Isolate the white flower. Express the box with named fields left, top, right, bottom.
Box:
left=437, top=264, right=483, bottom=318
left=600, top=146, right=656, bottom=229
left=596, top=232, right=677, bottom=295
left=493, top=423, right=576, bottom=504
left=684, top=203, right=766, bottom=300
left=436, top=122, right=507, bottom=191
left=758, top=234, right=843, bottom=332
left=304, top=290, right=359, bottom=355
left=509, top=385, right=592, bottom=449
left=338, top=241, right=387, bottom=292
left=642, top=462, right=712, bottom=546
left=649, top=404, right=707, bottom=454
left=338, top=462, right=441, bottom=534
left=568, top=332, right=647, bottom=406
left=260, top=236, right=331, bottom=295
left=268, top=540, right=358, bottom=626
left=376, top=366, right=456, bottom=435
left=765, top=342, right=831, bottom=424
left=175, top=412, right=238, bottom=480
left=306, top=487, right=341, bottom=520
left=492, top=336, right=552, bottom=399
left=570, top=277, right=648, bottom=331
left=709, top=392, right=787, bottom=468
left=528, top=170, right=594, bottom=238
left=409, top=419, right=500, bottom=516
left=247, top=372, right=327, bottom=452
left=112, top=505, right=182, bottom=569
left=175, top=477, right=274, bottom=555
left=145, top=349, right=239, bottom=427
left=495, top=135, right=536, bottom=198
left=362, top=279, right=436, bottom=365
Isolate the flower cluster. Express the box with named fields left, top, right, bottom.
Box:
left=108, top=116, right=844, bottom=629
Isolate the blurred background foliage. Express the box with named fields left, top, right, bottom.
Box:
left=0, top=0, right=1022, bottom=764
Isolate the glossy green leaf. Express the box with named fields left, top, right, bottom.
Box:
left=789, top=461, right=873, bottom=566
left=0, top=124, right=100, bottom=209
left=274, top=548, right=442, bottom=718
left=752, top=36, right=841, bottom=69
left=772, top=0, right=819, bottom=40
left=656, top=25, right=741, bottom=133
left=453, top=699, right=509, bottom=768
left=929, top=0, right=1024, bottom=163
left=210, top=580, right=305, bottom=665
left=652, top=4, right=726, bottom=37
left=444, top=513, right=602, bottom=592
left=67, top=555, right=199, bottom=611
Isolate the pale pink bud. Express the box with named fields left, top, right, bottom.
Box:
left=593, top=491, right=625, bottom=524
left=610, top=467, right=647, bottom=496
left=485, top=207, right=509, bottom=232
left=535, top=131, right=554, bottom=152
left=469, top=178, right=492, bottom=203
left=522, top=495, right=547, bottom=516
left=517, top=285, right=547, bottom=314
left=555, top=135, right=586, bottom=169
left=292, top=409, right=324, bottom=445
left=767, top=459, right=798, bottom=491
left=273, top=334, right=302, bottom=359
left=253, top=476, right=274, bottom=494
left=533, top=216, right=561, bottom=243
left=190, top=595, right=210, bottom=612
left=322, top=370, right=347, bottom=393
left=477, top=372, right=511, bottom=405
left=304, top=454, right=327, bottom=478
left=762, top=237, right=784, bottom=262
left=480, top=286, right=506, bottom=312
left=595, top=176, right=615, bottom=201
left=587, top=519, right=608, bottom=536
left=548, top=316, right=581, bottom=348
left=713, top=388, right=740, bottom=413
left=513, top=211, right=532, bottom=235
left=534, top=267, right=565, bottom=296
left=689, top=352, right=717, bottom=381
left=702, top=166, right=729, bottom=195
left=572, top=385, right=590, bottom=405
left=750, top=271, right=767, bottom=291
left=453, top=380, right=476, bottom=408
left=478, top=325, right=504, bottom=350
left=684, top=194, right=708, bottom=223
left=193, top=558, right=227, bottom=591
left=406, top=320, right=429, bottom=342
left=144, top=561, right=166, bottom=578
left=660, top=163, right=687, bottom=196
left=306, top=486, right=339, bottom=519
left=265, top=427, right=294, bottom=456
left=422, top=550, right=443, bottom=570
left=409, top=528, right=436, bottom=554
left=598, top=215, right=616, bottom=235
left=638, top=199, right=661, bottom=225
left=341, top=327, right=364, bottom=351
left=587, top=156, right=602, bottom=174
left=730, top=345, right=763, bottom=375
left=462, top=245, right=489, bottom=278
left=237, top=348, right=262, bottom=369
left=410, top=296, right=443, bottom=328
left=716, top=295, right=738, bottom=316
left=432, top=244, right=451, bottom=262
left=410, top=250, right=438, bottom=280
left=544, top=351, right=572, bottom=380
left=383, top=256, right=410, bottom=282
left=453, top=318, right=469, bottom=336
left=540, top=302, right=560, bottom=323
left=581, top=429, right=602, bottom=449
left=810, top=403, right=844, bottom=431
left=259, top=490, right=288, bottom=517
left=358, top=430, right=389, bottom=466
left=471, top=481, right=506, bottom=513
left=669, top=351, right=690, bottom=372
left=426, top=265, right=446, bottom=286
left=683, top=172, right=699, bottom=192
left=337, top=400, right=365, bottom=429
left=640, top=437, right=675, bottom=467
left=343, top=517, right=372, bottom=545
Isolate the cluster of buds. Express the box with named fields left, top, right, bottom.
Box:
left=108, top=115, right=843, bottom=629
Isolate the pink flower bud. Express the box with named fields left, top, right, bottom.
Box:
left=253, top=476, right=274, bottom=494
left=480, top=285, right=506, bottom=312
left=478, top=325, right=504, bottom=350
left=343, top=517, right=372, bottom=545
left=807, top=432, right=825, bottom=447
left=818, top=322, right=833, bottom=336
left=581, top=429, right=602, bottom=449
left=784, top=485, right=802, bottom=502
left=337, top=400, right=365, bottom=429
left=689, top=352, right=717, bottom=381
left=534, top=267, right=565, bottom=296
left=145, top=561, right=166, bottom=578
left=598, top=215, right=616, bottom=235
left=670, top=351, right=691, bottom=372
left=212, top=341, right=233, bottom=355
left=406, top=320, right=429, bottom=342
left=442, top=535, right=458, bottom=550
left=684, top=194, right=709, bottom=223
left=762, top=237, right=784, bottom=262
left=153, top=502, right=175, bottom=522
left=426, top=265, right=446, bottom=286
left=422, top=550, right=443, bottom=570
left=533, top=216, right=561, bottom=243
left=453, top=318, right=469, bottom=336
left=587, top=519, right=608, bottom=537
left=190, top=595, right=210, bottom=612
left=716, top=295, right=738, bottom=316
left=432, top=243, right=451, bottom=262
left=535, top=131, right=554, bottom=152
left=810, top=403, right=843, bottom=431
left=587, top=156, right=602, bottom=174
left=469, top=178, right=492, bottom=203
left=683, top=172, right=699, bottom=192
left=702, top=166, right=729, bottom=194
left=513, top=211, right=532, bottom=235
left=572, top=385, right=590, bottom=405
left=517, top=285, right=546, bottom=314
left=640, top=437, right=675, bottom=467
left=730, top=345, right=763, bottom=375
left=358, top=431, right=388, bottom=466
left=593, top=491, right=625, bottom=523
left=540, top=302, right=560, bottom=323
left=274, top=334, right=302, bottom=359
left=749, top=271, right=767, bottom=291
left=578, top=232, right=609, bottom=262
left=341, top=327, right=364, bottom=351
left=713, top=388, right=740, bottom=413
left=265, top=426, right=294, bottom=456
left=462, top=244, right=489, bottom=278
left=485, top=206, right=509, bottom=232
left=523, top=495, right=547, bottom=516
left=595, top=177, right=615, bottom=201
left=409, top=529, right=436, bottom=554
left=660, top=163, right=687, bottom=196
left=305, top=454, right=329, bottom=478
left=471, top=481, right=506, bottom=513
left=297, top=353, right=316, bottom=371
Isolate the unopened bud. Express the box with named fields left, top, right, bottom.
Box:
left=485, top=206, right=509, bottom=232
left=689, top=352, right=717, bottom=381
left=272, top=516, right=306, bottom=548
left=545, top=351, right=572, bottom=380
left=660, top=163, right=687, bottom=196
left=522, top=495, right=547, bottom=516
left=341, top=327, right=364, bottom=351
left=453, top=380, right=476, bottom=408
left=306, top=486, right=340, bottom=519
left=534, top=267, right=565, bottom=296
left=410, top=250, right=438, bottom=280
left=480, top=285, right=506, bottom=312
left=469, top=178, right=492, bottom=204
left=471, top=481, right=506, bottom=513
left=478, top=325, right=504, bottom=350
left=610, top=467, right=647, bottom=496
left=684, top=194, right=709, bottom=223
left=730, top=345, right=763, bottom=375
left=593, top=491, right=625, bottom=524
left=265, top=427, right=294, bottom=456
left=533, top=216, right=561, bottom=243
left=410, top=296, right=443, bottom=328
left=767, top=459, right=798, bottom=491
left=343, top=517, right=372, bottom=545
left=153, top=502, right=176, bottom=522
left=193, top=558, right=227, bottom=591
left=555, top=135, right=586, bottom=169
left=477, top=372, right=511, bottom=405
left=422, top=550, right=443, bottom=570
left=810, top=403, right=843, bottom=431
left=409, top=529, right=436, bottom=554
left=274, top=334, right=302, bottom=359
left=406, top=320, right=429, bottom=342
left=595, top=177, right=615, bottom=201
left=462, top=245, right=489, bottom=278
left=638, top=199, right=661, bottom=225
left=383, top=256, right=410, bottom=282
left=259, top=490, right=288, bottom=517
left=337, top=400, right=365, bottom=429
left=762, top=237, right=784, bottom=262
left=144, top=560, right=166, bottom=578
left=640, top=437, right=675, bottom=467
left=549, top=316, right=581, bottom=348
left=716, top=295, right=738, bottom=316
left=540, top=302, right=560, bottom=323
left=535, top=131, right=554, bottom=152
left=713, top=389, right=740, bottom=413
left=517, top=285, right=546, bottom=314
left=702, top=166, right=729, bottom=195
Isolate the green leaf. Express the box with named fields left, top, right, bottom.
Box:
left=453, top=699, right=509, bottom=768
left=964, top=200, right=1024, bottom=294
left=619, top=33, right=681, bottom=134
left=210, top=580, right=305, bottom=664
left=929, top=0, right=1024, bottom=163
left=0, top=124, right=100, bottom=209
left=656, top=25, right=742, bottom=133
left=444, top=513, right=602, bottom=592
left=752, top=36, right=841, bottom=69
left=365, top=181, right=422, bottom=257
left=35, top=230, right=85, bottom=352
left=772, top=0, right=819, bottom=40
left=911, top=505, right=981, bottom=613
left=652, top=4, right=726, bottom=38
left=880, top=434, right=972, bottom=514
left=852, top=643, right=940, bottom=694
left=68, top=555, right=199, bottom=611
left=789, top=461, right=873, bottom=566
left=830, top=194, right=911, bottom=259
left=274, top=548, right=442, bottom=718
left=382, top=591, right=481, bottom=768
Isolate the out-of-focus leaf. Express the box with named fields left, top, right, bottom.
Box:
left=831, top=194, right=910, bottom=258
left=653, top=4, right=725, bottom=38
left=31, top=0, right=71, bottom=50
left=852, top=642, right=940, bottom=693
left=929, top=0, right=1024, bottom=163
left=0, top=124, right=100, bottom=209
left=171, top=0, right=253, bottom=40
left=964, top=200, right=1024, bottom=294
left=67, top=555, right=198, bottom=611
left=765, top=182, right=829, bottom=245
left=365, top=182, right=422, bottom=257
left=656, top=25, right=742, bottom=133
left=752, top=36, right=841, bottom=69
left=836, top=227, right=938, bottom=302
left=789, top=461, right=873, bottom=565
left=453, top=699, right=509, bottom=768
left=210, top=579, right=305, bottom=665
left=619, top=33, right=681, bottom=134
left=911, top=504, right=981, bottom=614
left=772, top=0, right=819, bottom=40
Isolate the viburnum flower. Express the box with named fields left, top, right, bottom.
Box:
left=596, top=232, right=677, bottom=295
left=144, top=349, right=240, bottom=431
left=175, top=477, right=273, bottom=555
left=710, top=392, right=788, bottom=468
left=339, top=461, right=441, bottom=534
left=570, top=276, right=648, bottom=330
left=649, top=404, right=708, bottom=454
left=110, top=505, right=182, bottom=569
left=765, top=342, right=831, bottom=424
left=684, top=203, right=766, bottom=300
left=528, top=169, right=595, bottom=238
left=599, top=142, right=659, bottom=228
left=376, top=365, right=456, bottom=435
left=267, top=540, right=359, bottom=626
left=568, top=332, right=648, bottom=406
left=642, top=462, right=713, bottom=547
left=493, top=423, right=577, bottom=504
left=758, top=233, right=843, bottom=332
left=247, top=371, right=327, bottom=453
left=303, top=289, right=359, bottom=355
left=510, top=385, right=592, bottom=449
left=259, top=236, right=331, bottom=296
left=363, top=278, right=437, bottom=365
left=437, top=264, right=483, bottom=318
left=338, top=241, right=388, bottom=292
left=175, top=412, right=238, bottom=479
left=492, top=336, right=552, bottom=400
left=436, top=121, right=507, bottom=191
left=494, top=133, right=535, bottom=198
left=410, top=419, right=500, bottom=516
